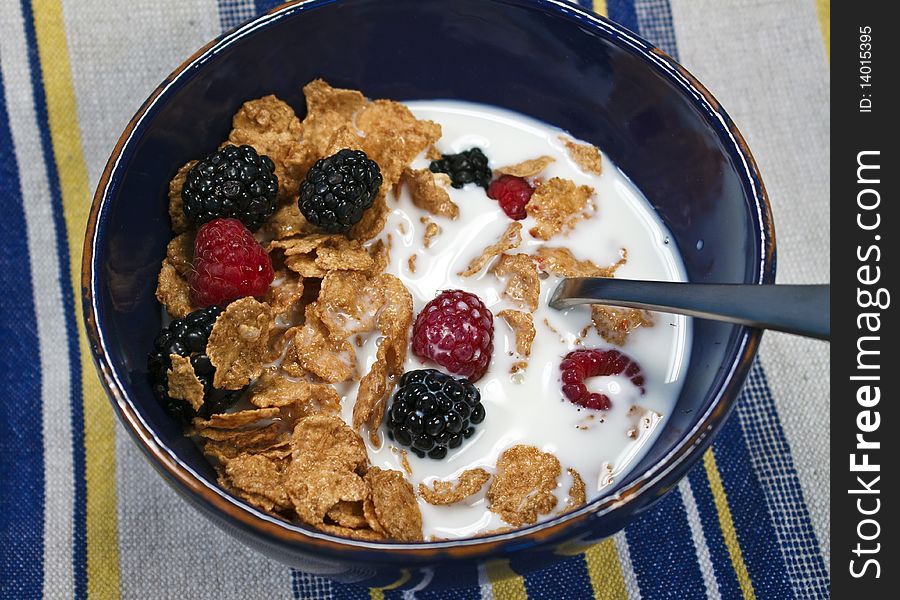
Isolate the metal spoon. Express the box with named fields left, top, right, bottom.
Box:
left=549, top=279, right=830, bottom=341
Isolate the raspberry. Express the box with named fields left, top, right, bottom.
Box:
left=429, top=148, right=492, bottom=189
left=181, top=145, right=278, bottom=231
left=412, top=290, right=494, bottom=382
left=487, top=175, right=534, bottom=220
left=386, top=369, right=486, bottom=459
left=147, top=306, right=243, bottom=422
left=189, top=218, right=274, bottom=307
left=559, top=349, right=645, bottom=410
left=298, top=149, right=383, bottom=233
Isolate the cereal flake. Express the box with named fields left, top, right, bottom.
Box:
left=591, top=306, right=654, bottom=347
left=495, top=155, right=555, bottom=178
left=525, top=178, right=593, bottom=240
left=291, top=414, right=368, bottom=473
left=418, top=468, right=491, bottom=506
left=401, top=168, right=459, bottom=219
left=487, top=445, right=561, bottom=526
left=498, top=310, right=536, bottom=357
left=156, top=259, right=194, bottom=318
left=168, top=161, right=196, bottom=234
left=208, top=298, right=275, bottom=390
left=228, top=95, right=307, bottom=200
left=491, top=253, right=540, bottom=312
left=166, top=354, right=205, bottom=412
left=365, top=467, right=423, bottom=541
left=560, top=136, right=603, bottom=175
left=459, top=222, right=522, bottom=276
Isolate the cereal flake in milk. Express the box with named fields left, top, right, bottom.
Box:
left=338, top=101, right=692, bottom=540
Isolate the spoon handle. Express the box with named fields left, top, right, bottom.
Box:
left=549, top=280, right=830, bottom=341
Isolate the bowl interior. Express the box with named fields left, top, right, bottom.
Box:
left=89, top=0, right=770, bottom=544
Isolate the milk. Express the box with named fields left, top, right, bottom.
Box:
left=338, top=101, right=692, bottom=539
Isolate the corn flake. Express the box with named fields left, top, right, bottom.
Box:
left=401, top=168, right=459, bottom=219
left=250, top=373, right=340, bottom=416
left=156, top=259, right=194, bottom=318
left=166, top=354, right=205, bottom=412
left=492, top=253, right=540, bottom=312
left=299, top=80, right=367, bottom=158
left=208, top=298, right=275, bottom=389
left=228, top=95, right=307, bottom=201
left=365, top=467, right=423, bottom=541
left=266, top=269, right=305, bottom=318
left=459, top=222, right=522, bottom=277
left=356, top=100, right=441, bottom=189
left=565, top=468, right=587, bottom=512
left=166, top=232, right=195, bottom=278
left=418, top=468, right=491, bottom=506
left=352, top=275, right=412, bottom=443
left=421, top=217, right=441, bottom=249
left=533, top=247, right=626, bottom=278
left=498, top=310, right=536, bottom=358
left=487, top=445, right=561, bottom=526
left=224, top=453, right=291, bottom=510
left=290, top=306, right=357, bottom=382
left=193, top=407, right=280, bottom=430
left=290, top=414, right=368, bottom=473
left=495, top=155, right=555, bottom=178
left=525, top=178, right=594, bottom=240
left=591, top=305, right=654, bottom=346
left=560, top=136, right=603, bottom=175
left=263, top=202, right=315, bottom=240
left=287, top=464, right=369, bottom=526
left=168, top=161, right=195, bottom=234
left=326, top=500, right=369, bottom=529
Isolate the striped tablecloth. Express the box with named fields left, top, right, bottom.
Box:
left=0, top=1, right=831, bottom=598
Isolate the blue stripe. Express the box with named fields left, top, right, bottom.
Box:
left=574, top=0, right=594, bottom=10
left=687, top=466, right=744, bottom=599
left=0, top=60, right=45, bottom=600
left=254, top=0, right=283, bottom=15
left=625, top=488, right=708, bottom=598
left=735, top=363, right=830, bottom=597
left=713, top=405, right=793, bottom=598
left=606, top=0, right=639, bottom=33
left=18, top=1, right=89, bottom=597
left=522, top=553, right=594, bottom=599
left=218, top=0, right=257, bottom=30
left=633, top=0, right=679, bottom=58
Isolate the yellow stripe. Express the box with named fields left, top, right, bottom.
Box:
left=369, top=569, right=411, bottom=599
left=814, top=0, right=829, bottom=60
left=593, top=0, right=608, bottom=17
left=485, top=559, right=528, bottom=600
left=31, top=1, right=121, bottom=597
left=584, top=539, right=628, bottom=600
left=704, top=450, right=755, bottom=600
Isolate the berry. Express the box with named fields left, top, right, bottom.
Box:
left=559, top=349, right=645, bottom=410
left=189, top=218, right=274, bottom=307
left=298, top=149, right=383, bottom=233
left=487, top=175, right=534, bottom=220
left=412, top=290, right=494, bottom=382
left=147, top=306, right=243, bottom=422
left=182, top=145, right=278, bottom=231
left=429, top=148, right=492, bottom=189
left=386, top=369, right=485, bottom=459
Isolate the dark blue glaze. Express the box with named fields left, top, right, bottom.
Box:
left=83, top=0, right=774, bottom=588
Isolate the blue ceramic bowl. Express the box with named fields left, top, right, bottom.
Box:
left=83, top=0, right=774, bottom=588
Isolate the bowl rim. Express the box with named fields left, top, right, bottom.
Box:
left=82, top=0, right=775, bottom=559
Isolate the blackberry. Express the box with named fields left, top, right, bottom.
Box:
left=385, top=369, right=486, bottom=460
left=182, top=144, right=278, bottom=231
left=147, top=306, right=242, bottom=423
left=298, top=149, right=383, bottom=233
left=429, top=148, right=492, bottom=189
